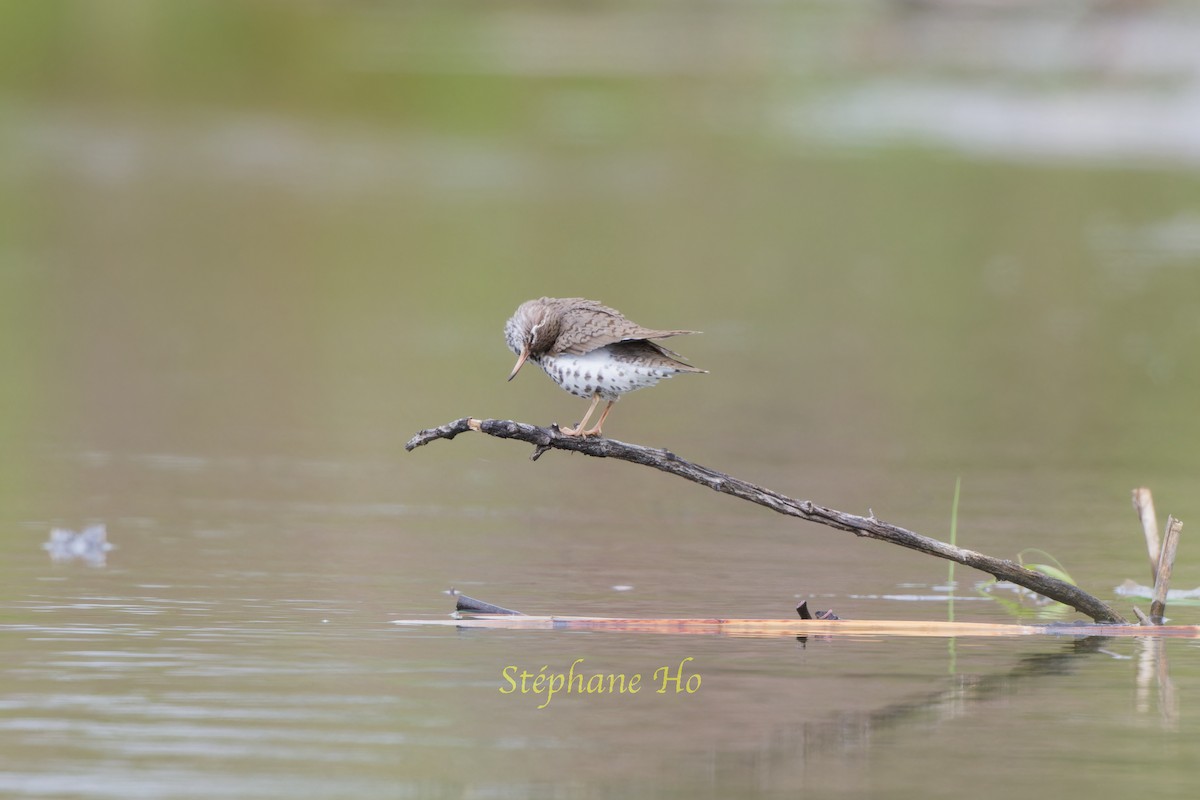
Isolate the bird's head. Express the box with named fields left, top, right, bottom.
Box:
left=504, top=297, right=562, bottom=381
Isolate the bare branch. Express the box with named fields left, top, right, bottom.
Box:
left=407, top=417, right=1128, bottom=624
left=1133, top=487, right=1161, bottom=583
left=1151, top=516, right=1183, bottom=623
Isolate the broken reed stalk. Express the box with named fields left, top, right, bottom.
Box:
left=1133, top=487, right=1161, bottom=584
left=1151, top=516, right=1183, bottom=623
left=406, top=417, right=1128, bottom=624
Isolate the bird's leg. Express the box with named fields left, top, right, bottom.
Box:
left=559, top=394, right=602, bottom=437
left=580, top=399, right=616, bottom=437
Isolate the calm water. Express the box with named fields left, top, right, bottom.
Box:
left=4, top=2, right=1200, bottom=798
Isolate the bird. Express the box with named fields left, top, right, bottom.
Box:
left=504, top=297, right=706, bottom=437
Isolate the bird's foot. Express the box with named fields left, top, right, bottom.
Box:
left=558, top=423, right=603, bottom=438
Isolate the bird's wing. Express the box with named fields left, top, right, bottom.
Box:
left=551, top=299, right=699, bottom=356
left=608, top=339, right=708, bottom=373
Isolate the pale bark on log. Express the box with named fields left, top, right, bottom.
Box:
left=406, top=417, right=1128, bottom=624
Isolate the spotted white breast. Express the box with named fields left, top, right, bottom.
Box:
left=535, top=346, right=684, bottom=401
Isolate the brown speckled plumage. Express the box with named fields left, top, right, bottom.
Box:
left=504, top=297, right=705, bottom=437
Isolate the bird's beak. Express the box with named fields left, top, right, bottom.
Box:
left=507, top=346, right=530, bottom=381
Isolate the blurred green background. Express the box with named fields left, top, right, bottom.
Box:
left=3, top=0, right=1198, bottom=535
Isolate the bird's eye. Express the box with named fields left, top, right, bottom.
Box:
left=528, top=319, right=546, bottom=342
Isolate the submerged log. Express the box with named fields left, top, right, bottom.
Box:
left=407, top=417, right=1129, bottom=624
left=394, top=615, right=1200, bottom=639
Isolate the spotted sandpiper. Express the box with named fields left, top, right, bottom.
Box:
left=504, top=297, right=706, bottom=437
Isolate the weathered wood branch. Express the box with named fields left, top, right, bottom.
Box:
left=1133, top=487, right=1161, bottom=584
left=406, top=417, right=1128, bottom=624
left=1151, top=516, right=1183, bottom=623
